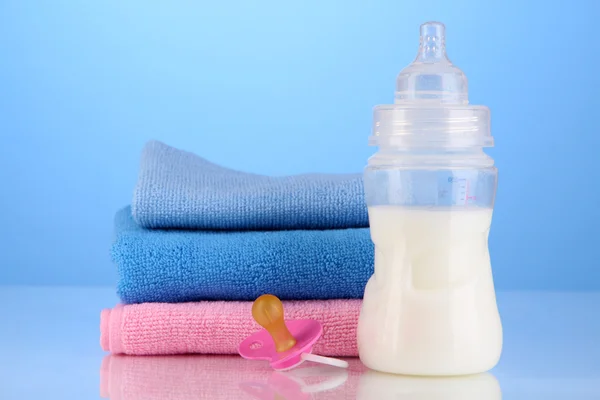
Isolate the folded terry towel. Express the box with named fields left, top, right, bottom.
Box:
left=100, top=300, right=362, bottom=356
left=100, top=355, right=365, bottom=400
left=113, top=207, right=373, bottom=304
left=132, top=140, right=368, bottom=230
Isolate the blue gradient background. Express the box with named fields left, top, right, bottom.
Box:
left=0, top=0, right=597, bottom=289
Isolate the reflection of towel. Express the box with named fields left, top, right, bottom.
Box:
left=132, top=141, right=368, bottom=230
left=100, top=355, right=366, bottom=400
left=100, top=299, right=361, bottom=356
left=100, top=355, right=501, bottom=400
left=113, top=207, right=373, bottom=304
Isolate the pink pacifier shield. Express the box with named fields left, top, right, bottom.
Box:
left=239, top=320, right=322, bottom=371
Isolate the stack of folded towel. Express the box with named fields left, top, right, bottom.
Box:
left=100, top=141, right=374, bottom=357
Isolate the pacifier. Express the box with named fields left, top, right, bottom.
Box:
left=238, top=294, right=349, bottom=371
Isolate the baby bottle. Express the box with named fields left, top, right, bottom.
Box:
left=357, top=21, right=502, bottom=376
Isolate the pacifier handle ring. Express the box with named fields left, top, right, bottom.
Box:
left=300, top=353, right=348, bottom=369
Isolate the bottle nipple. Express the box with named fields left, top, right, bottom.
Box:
left=417, top=21, right=446, bottom=63
left=251, top=294, right=297, bottom=353
left=395, top=21, right=469, bottom=105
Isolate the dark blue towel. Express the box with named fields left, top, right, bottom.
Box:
left=113, top=207, right=374, bottom=303
left=132, top=141, right=368, bottom=230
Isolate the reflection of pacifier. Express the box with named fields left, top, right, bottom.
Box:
left=238, top=294, right=349, bottom=371
left=239, top=365, right=349, bottom=400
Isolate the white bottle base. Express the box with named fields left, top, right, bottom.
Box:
left=359, top=351, right=502, bottom=377
left=357, top=206, right=503, bottom=377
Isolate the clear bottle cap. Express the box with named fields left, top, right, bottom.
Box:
left=370, top=22, right=493, bottom=148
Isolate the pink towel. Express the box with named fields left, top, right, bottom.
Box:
left=100, top=355, right=366, bottom=400
left=100, top=300, right=361, bottom=356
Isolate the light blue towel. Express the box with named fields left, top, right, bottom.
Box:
left=113, top=207, right=374, bottom=303
left=132, top=141, right=369, bottom=230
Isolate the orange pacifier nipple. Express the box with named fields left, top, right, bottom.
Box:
left=252, top=294, right=297, bottom=353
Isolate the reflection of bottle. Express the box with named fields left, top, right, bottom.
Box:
left=358, top=21, right=502, bottom=376
left=357, top=370, right=502, bottom=400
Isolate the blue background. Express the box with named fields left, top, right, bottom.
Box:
left=0, top=0, right=597, bottom=289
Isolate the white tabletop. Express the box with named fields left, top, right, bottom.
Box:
left=1, top=287, right=598, bottom=399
